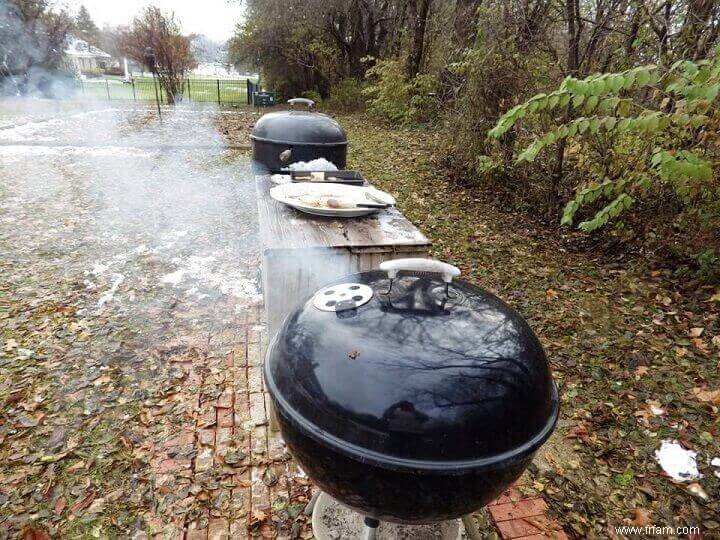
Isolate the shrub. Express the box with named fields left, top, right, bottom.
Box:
left=301, top=89, right=323, bottom=105
left=325, top=79, right=365, bottom=111
left=487, top=52, right=720, bottom=233
left=363, top=58, right=438, bottom=124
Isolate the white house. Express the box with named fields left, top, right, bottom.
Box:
left=64, top=36, right=112, bottom=76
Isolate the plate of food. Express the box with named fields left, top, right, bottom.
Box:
left=269, top=183, right=395, bottom=217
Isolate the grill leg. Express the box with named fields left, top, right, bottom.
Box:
left=304, top=490, right=321, bottom=516
left=362, top=517, right=380, bottom=540
left=461, top=514, right=482, bottom=540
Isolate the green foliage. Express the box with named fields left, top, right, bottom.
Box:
left=301, top=90, right=323, bottom=104
left=363, top=59, right=437, bottom=124
left=489, top=52, right=720, bottom=233
left=325, top=79, right=366, bottom=111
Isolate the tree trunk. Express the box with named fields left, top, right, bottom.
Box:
left=624, top=2, right=641, bottom=59
left=678, top=0, right=715, bottom=59
left=452, top=0, right=483, bottom=48
left=549, top=0, right=581, bottom=220
left=565, top=0, right=580, bottom=76
left=407, top=0, right=433, bottom=78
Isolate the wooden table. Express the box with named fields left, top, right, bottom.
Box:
left=256, top=176, right=431, bottom=339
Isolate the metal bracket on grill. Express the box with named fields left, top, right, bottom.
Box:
left=313, top=283, right=373, bottom=312
left=378, top=258, right=461, bottom=299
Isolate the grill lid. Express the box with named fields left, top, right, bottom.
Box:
left=251, top=98, right=347, bottom=147
left=265, top=259, right=559, bottom=470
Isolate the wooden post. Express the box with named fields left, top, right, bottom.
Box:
left=217, top=79, right=221, bottom=105
left=131, top=78, right=136, bottom=101
left=105, top=79, right=110, bottom=100
left=187, top=78, right=191, bottom=101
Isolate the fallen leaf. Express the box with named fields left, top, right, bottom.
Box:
left=692, top=387, right=720, bottom=405
left=54, top=496, right=66, bottom=515
left=262, top=467, right=278, bottom=487
left=93, top=375, right=112, bottom=386
left=70, top=491, right=95, bottom=514
left=689, top=327, right=704, bottom=337
left=22, top=527, right=50, bottom=540
left=631, top=507, right=652, bottom=526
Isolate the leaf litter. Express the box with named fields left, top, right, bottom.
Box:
left=0, top=106, right=263, bottom=538
left=339, top=113, right=720, bottom=537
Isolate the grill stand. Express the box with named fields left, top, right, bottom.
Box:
left=307, top=491, right=482, bottom=540
left=363, top=517, right=380, bottom=540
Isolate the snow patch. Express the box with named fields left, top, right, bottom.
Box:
left=654, top=440, right=703, bottom=482
left=161, top=269, right=186, bottom=285
left=90, top=262, right=109, bottom=275
left=160, top=255, right=260, bottom=301
left=287, top=158, right=339, bottom=171
left=98, top=274, right=125, bottom=306
left=711, top=457, right=720, bottom=478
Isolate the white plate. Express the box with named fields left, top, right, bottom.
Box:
left=269, top=183, right=395, bottom=218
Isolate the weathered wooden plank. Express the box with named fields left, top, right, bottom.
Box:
left=256, top=176, right=430, bottom=251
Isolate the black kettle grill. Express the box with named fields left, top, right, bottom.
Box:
left=265, top=258, right=559, bottom=524
left=250, top=98, right=347, bottom=173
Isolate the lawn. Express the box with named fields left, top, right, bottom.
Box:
left=79, top=78, right=253, bottom=104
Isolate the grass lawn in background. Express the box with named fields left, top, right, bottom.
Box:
left=79, top=77, right=254, bottom=104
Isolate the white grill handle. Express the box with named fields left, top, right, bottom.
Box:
left=380, top=258, right=461, bottom=283
left=288, top=98, right=315, bottom=110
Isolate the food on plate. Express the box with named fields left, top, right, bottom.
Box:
left=295, top=195, right=341, bottom=208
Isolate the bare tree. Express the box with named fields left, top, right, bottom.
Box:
left=117, top=6, right=196, bottom=104
left=407, top=0, right=434, bottom=77
left=0, top=0, right=73, bottom=83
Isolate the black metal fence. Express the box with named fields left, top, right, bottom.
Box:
left=77, top=78, right=257, bottom=105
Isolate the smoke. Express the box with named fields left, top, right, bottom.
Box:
left=0, top=102, right=262, bottom=320
left=0, top=0, right=76, bottom=98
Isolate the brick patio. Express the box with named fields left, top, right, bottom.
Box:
left=142, top=303, right=566, bottom=539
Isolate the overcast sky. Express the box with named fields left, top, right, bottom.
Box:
left=57, top=0, right=244, bottom=43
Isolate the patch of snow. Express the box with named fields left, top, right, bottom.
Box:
left=687, top=482, right=708, bottom=500
left=190, top=62, right=253, bottom=79
left=287, top=158, right=339, bottom=171
left=161, top=269, right=186, bottom=285
left=655, top=440, right=703, bottom=482
left=160, top=255, right=261, bottom=301
left=90, top=262, right=109, bottom=275
left=98, top=273, right=125, bottom=306
left=711, top=457, right=720, bottom=478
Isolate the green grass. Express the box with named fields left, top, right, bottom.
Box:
left=78, top=78, right=253, bottom=104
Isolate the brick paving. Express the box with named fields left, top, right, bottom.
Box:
left=139, top=303, right=315, bottom=539
left=142, top=302, right=566, bottom=539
